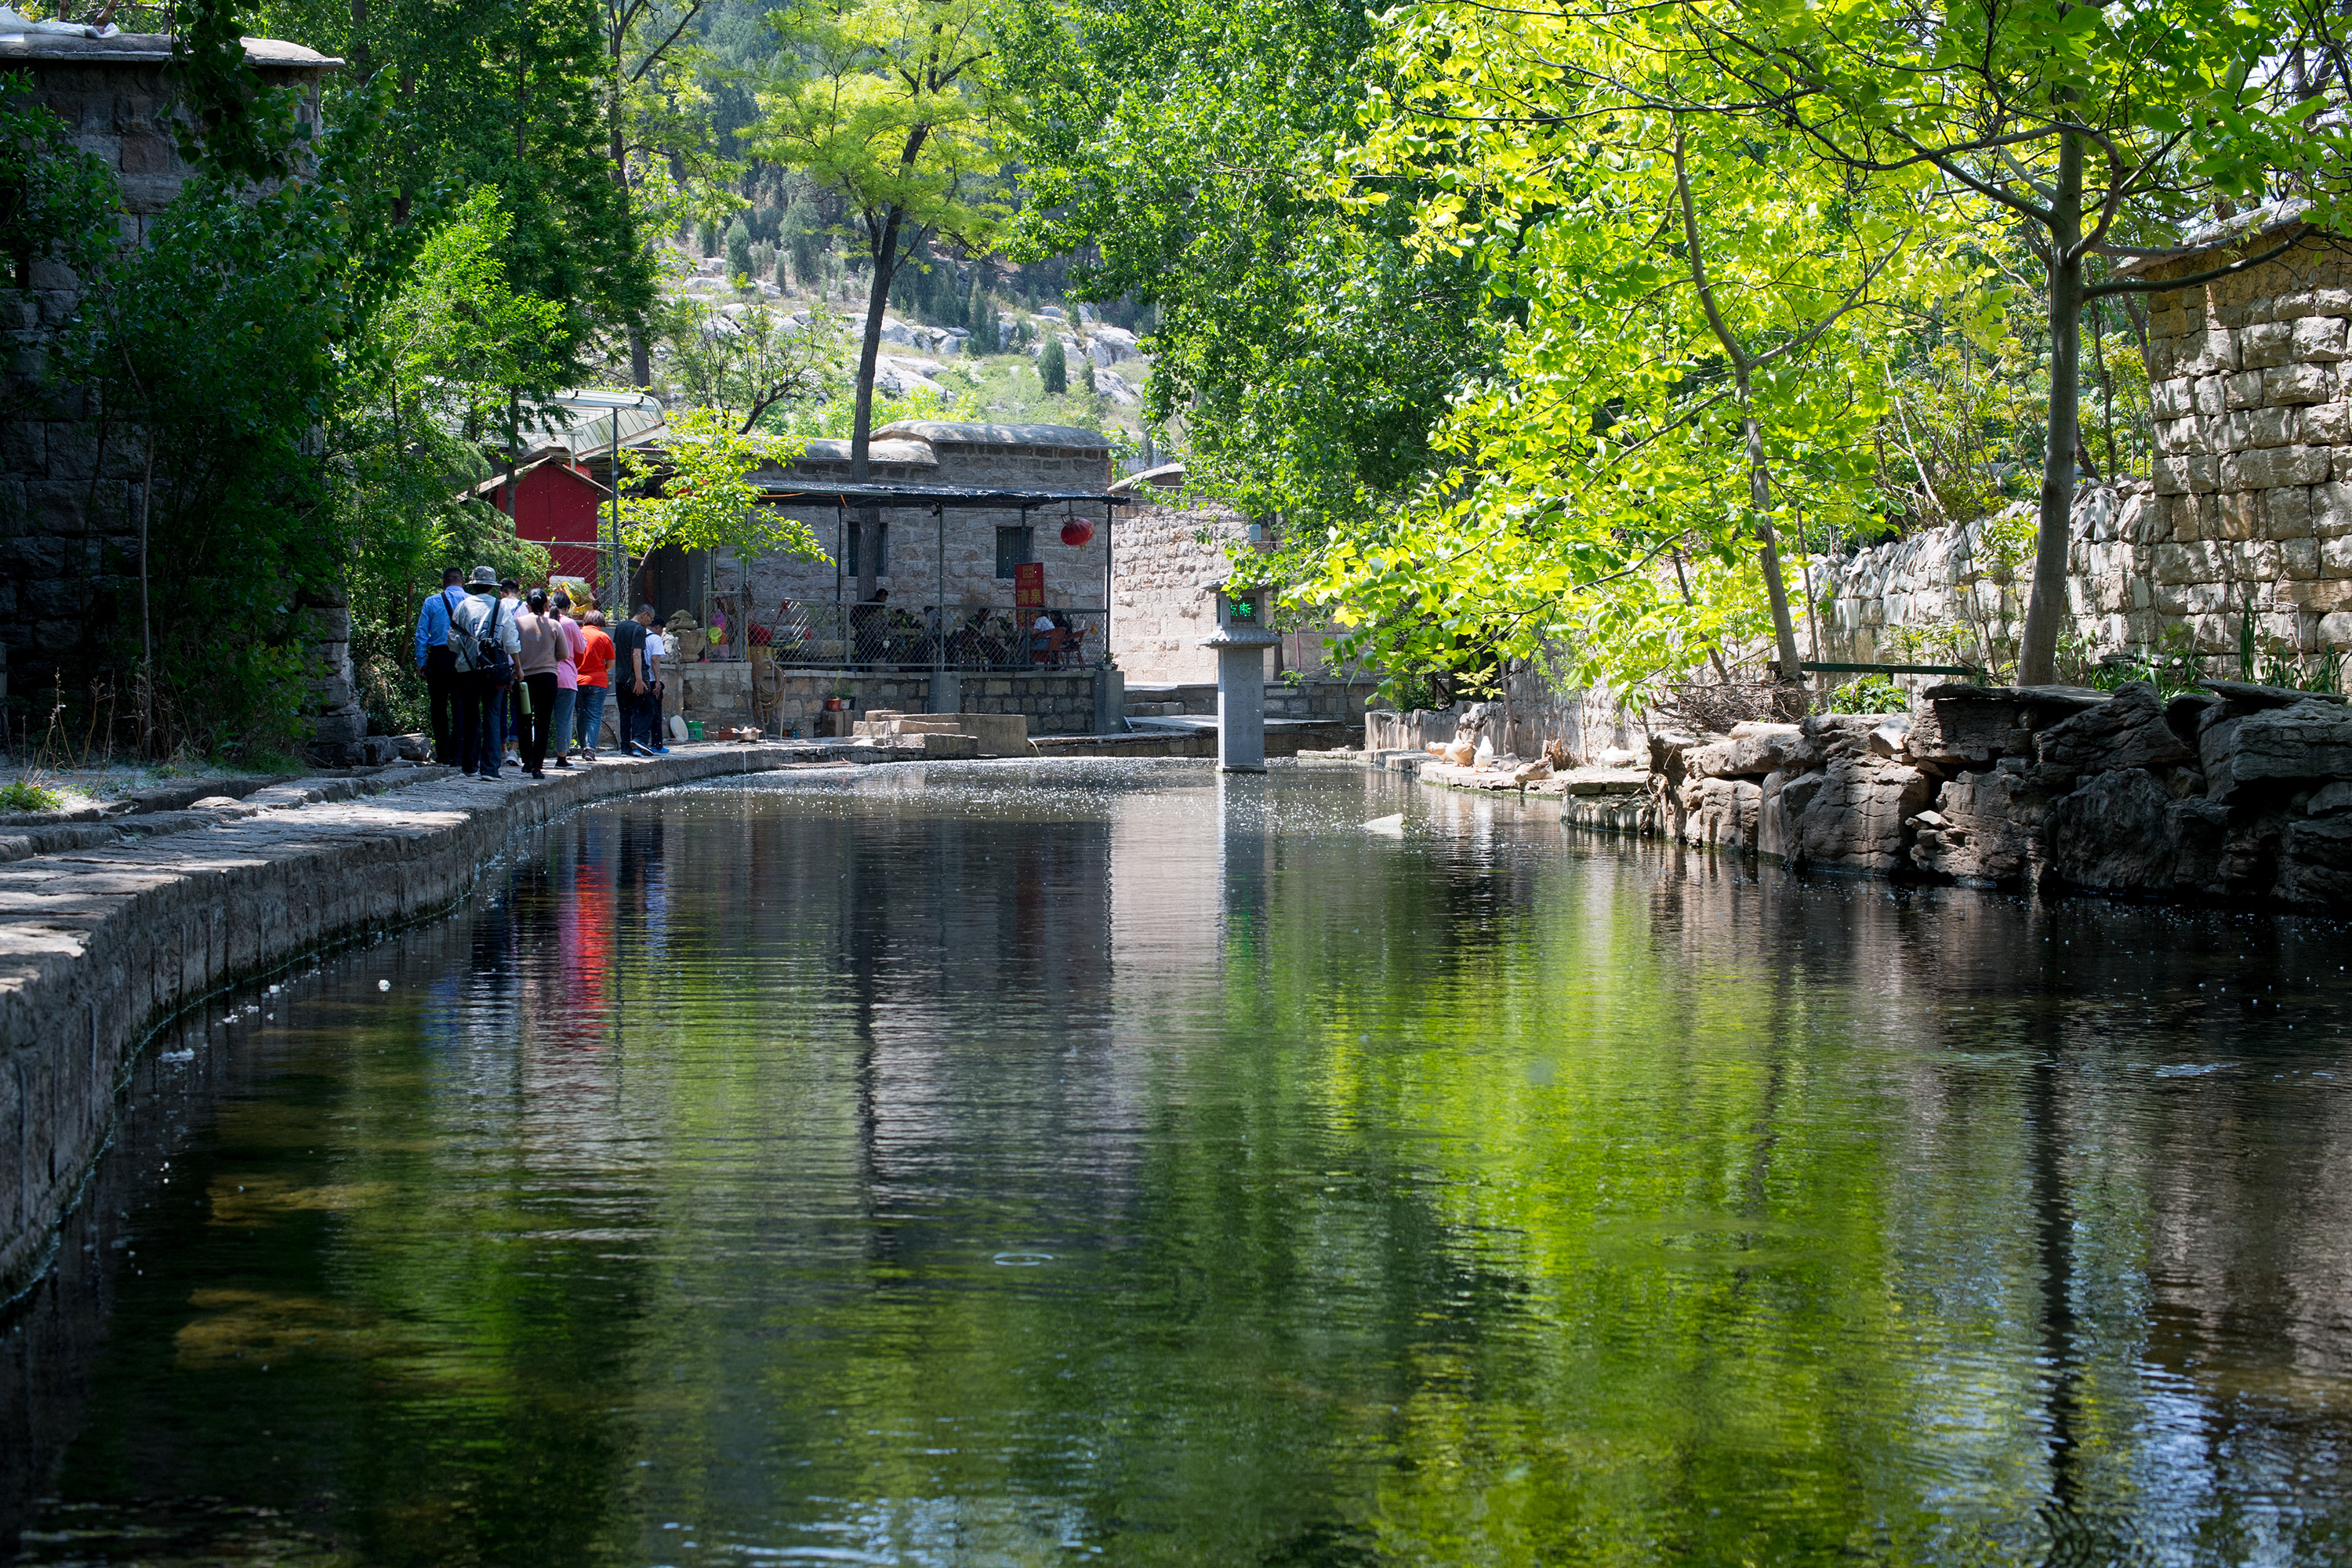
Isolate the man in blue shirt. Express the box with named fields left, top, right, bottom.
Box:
left=412, top=566, right=467, bottom=764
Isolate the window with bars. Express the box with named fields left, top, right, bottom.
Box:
left=995, top=524, right=1033, bottom=579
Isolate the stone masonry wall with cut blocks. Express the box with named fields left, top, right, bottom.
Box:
left=671, top=662, right=1109, bottom=738
left=1817, top=227, right=2352, bottom=683
left=0, top=34, right=340, bottom=746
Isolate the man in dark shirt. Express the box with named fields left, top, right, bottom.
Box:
left=611, top=604, right=656, bottom=757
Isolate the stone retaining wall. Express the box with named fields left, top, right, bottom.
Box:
left=670, top=662, right=1110, bottom=735
left=0, top=745, right=796, bottom=1296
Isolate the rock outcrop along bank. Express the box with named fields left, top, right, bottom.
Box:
left=0, top=746, right=797, bottom=1298
left=1634, top=681, right=2352, bottom=908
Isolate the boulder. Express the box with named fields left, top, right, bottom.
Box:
left=1911, top=689, right=2037, bottom=769
left=1910, top=763, right=2053, bottom=887
left=2043, top=769, right=2223, bottom=894
left=2201, top=697, right=2352, bottom=804
left=2034, top=681, right=2194, bottom=782
left=2277, top=814, right=2352, bottom=906
left=1647, top=729, right=1705, bottom=788
left=2308, top=780, right=2352, bottom=816
left=1682, top=738, right=1740, bottom=779
left=1683, top=775, right=1762, bottom=851
left=1868, top=714, right=1912, bottom=758
left=1727, top=723, right=1817, bottom=776
left=2197, top=677, right=2350, bottom=710
left=1793, top=753, right=1933, bottom=873
left=1758, top=768, right=1825, bottom=862
left=1907, top=683, right=2108, bottom=770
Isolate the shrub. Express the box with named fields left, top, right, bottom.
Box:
left=0, top=779, right=63, bottom=812
left=1038, top=332, right=1068, bottom=394
left=1828, top=675, right=1907, bottom=715
left=724, top=219, right=753, bottom=283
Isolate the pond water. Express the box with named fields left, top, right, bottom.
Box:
left=5, top=761, right=2352, bottom=1566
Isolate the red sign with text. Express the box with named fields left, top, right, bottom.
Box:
left=1013, top=561, right=1045, bottom=610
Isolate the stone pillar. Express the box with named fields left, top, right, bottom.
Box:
left=299, top=591, right=365, bottom=766
left=1203, top=625, right=1280, bottom=771
left=1091, top=665, right=1124, bottom=733
left=927, top=669, right=960, bottom=715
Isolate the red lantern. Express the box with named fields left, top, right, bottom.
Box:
left=1060, top=517, right=1096, bottom=547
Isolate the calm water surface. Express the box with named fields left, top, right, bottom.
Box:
left=5, top=761, right=2351, bottom=1566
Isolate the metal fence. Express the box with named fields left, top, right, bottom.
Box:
left=752, top=602, right=1109, bottom=671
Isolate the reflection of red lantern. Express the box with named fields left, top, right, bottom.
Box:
left=1060, top=517, right=1096, bottom=546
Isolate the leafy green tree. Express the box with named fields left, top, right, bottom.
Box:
left=782, top=198, right=824, bottom=285
left=615, top=405, right=829, bottom=564
left=964, top=274, right=996, bottom=352
left=336, top=190, right=569, bottom=729
left=996, top=0, right=1488, bottom=541
left=751, top=0, right=1001, bottom=601
left=659, top=295, right=846, bottom=429
left=252, top=0, right=659, bottom=387
left=1036, top=328, right=1067, bottom=394
left=724, top=216, right=753, bottom=281
left=1675, top=0, right=2352, bottom=683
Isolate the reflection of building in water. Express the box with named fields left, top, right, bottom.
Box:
left=1108, top=774, right=1224, bottom=1007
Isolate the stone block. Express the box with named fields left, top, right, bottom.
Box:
left=2214, top=491, right=2259, bottom=537
left=2224, top=370, right=2265, bottom=409
left=2267, top=363, right=2334, bottom=405
left=2194, top=376, right=2227, bottom=416
left=2294, top=314, right=2349, bottom=361
left=2263, top=485, right=2314, bottom=538
left=2305, top=402, right=2352, bottom=445
left=2237, top=445, right=2330, bottom=488
left=2242, top=320, right=2295, bottom=368
left=2320, top=611, right=2352, bottom=648
left=2247, top=405, right=2296, bottom=447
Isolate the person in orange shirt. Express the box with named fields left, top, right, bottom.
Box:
left=573, top=611, right=617, bottom=760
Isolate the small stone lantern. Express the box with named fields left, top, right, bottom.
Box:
left=1200, top=583, right=1281, bottom=772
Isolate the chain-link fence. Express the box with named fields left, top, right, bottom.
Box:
left=752, top=602, right=1109, bottom=670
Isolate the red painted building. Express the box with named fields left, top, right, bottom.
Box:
left=473, top=452, right=612, bottom=590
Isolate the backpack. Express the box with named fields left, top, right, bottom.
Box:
left=456, top=594, right=510, bottom=677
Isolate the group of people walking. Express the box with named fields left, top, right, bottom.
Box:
left=413, top=567, right=674, bottom=779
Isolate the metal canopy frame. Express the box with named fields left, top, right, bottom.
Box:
left=753, top=483, right=1132, bottom=686
left=753, top=483, right=1135, bottom=511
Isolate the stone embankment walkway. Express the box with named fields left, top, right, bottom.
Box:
left=0, top=744, right=802, bottom=1295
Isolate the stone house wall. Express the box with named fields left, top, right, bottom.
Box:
left=0, top=34, right=339, bottom=745
left=731, top=421, right=1117, bottom=637
left=1106, top=473, right=1347, bottom=685
left=666, top=660, right=1107, bottom=736
left=1819, top=223, right=2352, bottom=682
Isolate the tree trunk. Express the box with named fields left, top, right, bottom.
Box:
left=850, top=207, right=905, bottom=605
left=2018, top=128, right=2085, bottom=688
left=137, top=437, right=153, bottom=757
left=1740, top=382, right=1806, bottom=683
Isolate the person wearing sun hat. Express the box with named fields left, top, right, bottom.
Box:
left=448, top=566, right=520, bottom=779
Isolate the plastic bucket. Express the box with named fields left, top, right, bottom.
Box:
left=686, top=720, right=705, bottom=742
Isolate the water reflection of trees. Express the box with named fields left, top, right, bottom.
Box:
left=9, top=774, right=2351, bottom=1565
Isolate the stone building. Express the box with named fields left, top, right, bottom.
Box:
left=724, top=419, right=1120, bottom=649
left=1099, top=461, right=1348, bottom=685
left=1818, top=206, right=2352, bottom=677
left=1, top=31, right=341, bottom=747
